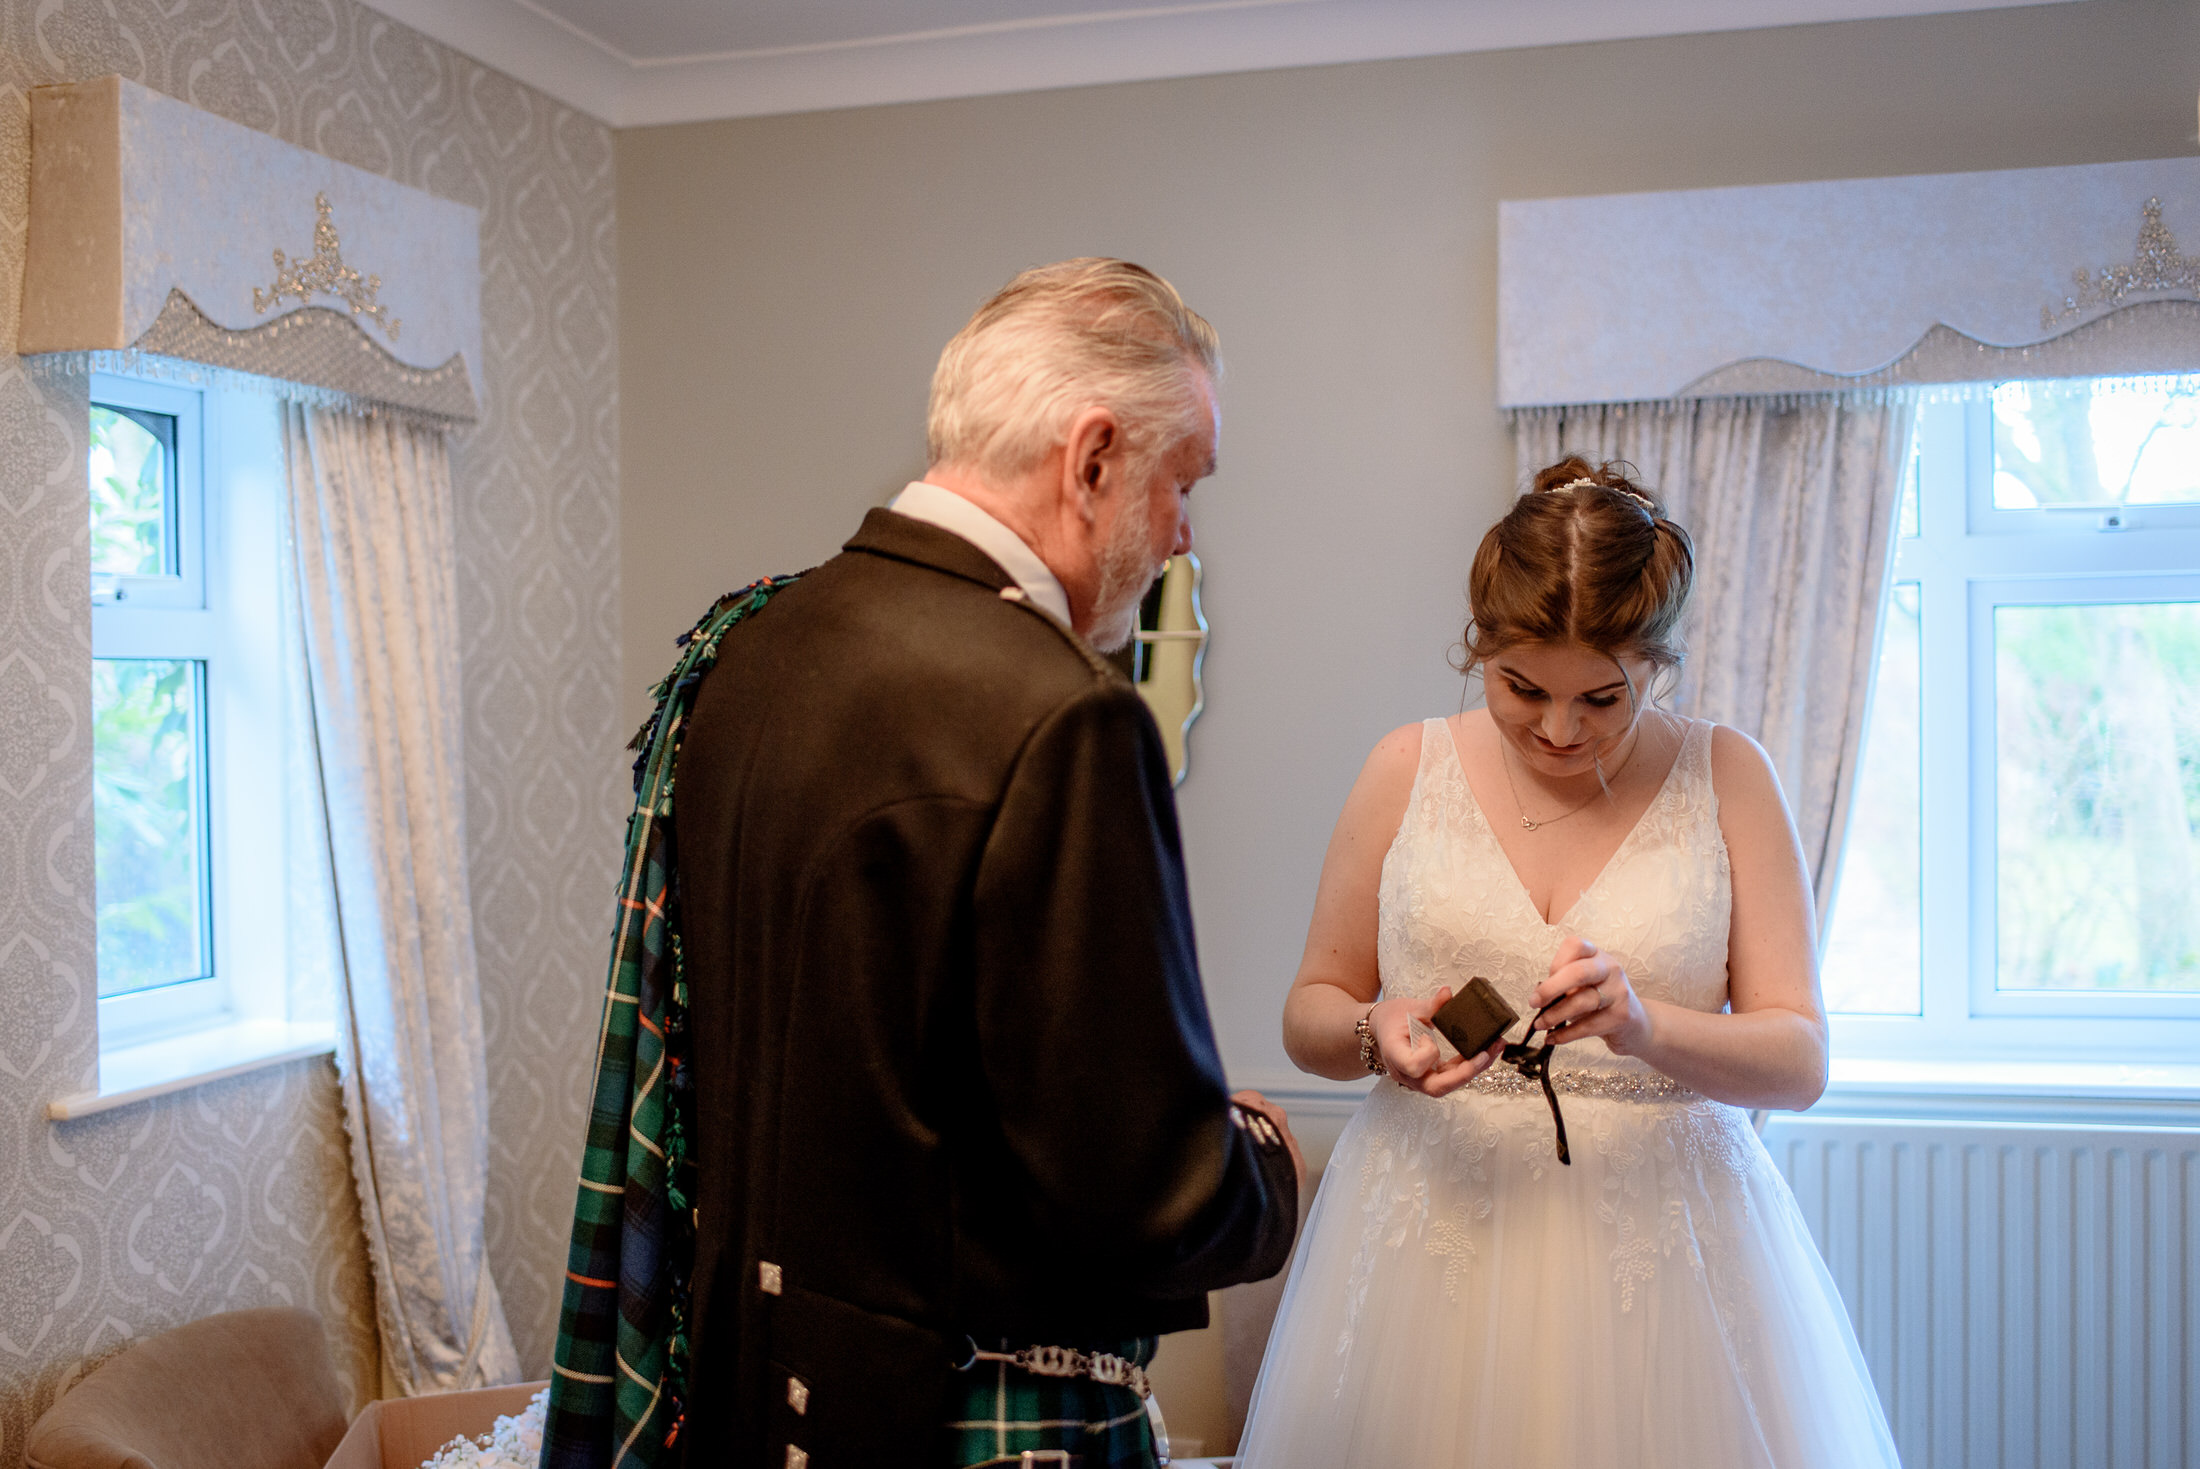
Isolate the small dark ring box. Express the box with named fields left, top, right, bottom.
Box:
left=1430, top=976, right=1520, bottom=1058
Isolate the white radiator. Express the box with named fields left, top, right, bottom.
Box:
left=1761, top=1116, right=2200, bottom=1469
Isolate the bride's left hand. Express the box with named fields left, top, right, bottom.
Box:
left=1531, top=936, right=1652, bottom=1055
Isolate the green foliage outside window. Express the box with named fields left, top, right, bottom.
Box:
left=89, top=405, right=169, bottom=578
left=1997, top=602, right=2200, bottom=991
left=93, top=658, right=209, bottom=996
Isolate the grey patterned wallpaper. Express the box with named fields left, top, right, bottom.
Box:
left=0, top=1, right=620, bottom=1458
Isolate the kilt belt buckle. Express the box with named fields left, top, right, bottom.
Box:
left=956, top=1338, right=1153, bottom=1399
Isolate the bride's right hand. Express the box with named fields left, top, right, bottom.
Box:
left=1371, top=989, right=1503, bottom=1098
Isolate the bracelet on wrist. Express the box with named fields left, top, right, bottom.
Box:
left=1355, top=1005, right=1387, bottom=1077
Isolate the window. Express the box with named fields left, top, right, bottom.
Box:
left=92, top=656, right=211, bottom=996
left=1822, top=377, right=2200, bottom=1065
left=90, top=396, right=210, bottom=1005
left=89, top=372, right=300, bottom=1065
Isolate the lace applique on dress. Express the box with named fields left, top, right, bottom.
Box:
left=1593, top=1119, right=1694, bottom=1313
left=1426, top=1207, right=1478, bottom=1302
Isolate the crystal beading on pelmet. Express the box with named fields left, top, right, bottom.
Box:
left=128, top=288, right=476, bottom=421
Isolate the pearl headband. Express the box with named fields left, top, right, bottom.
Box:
left=1550, top=475, right=1656, bottom=514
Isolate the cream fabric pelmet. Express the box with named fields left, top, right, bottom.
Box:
left=283, top=402, right=519, bottom=1393
left=1512, top=395, right=1914, bottom=915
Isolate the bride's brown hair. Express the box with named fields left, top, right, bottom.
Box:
left=1463, top=456, right=1696, bottom=693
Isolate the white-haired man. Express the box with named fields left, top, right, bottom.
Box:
left=671, top=259, right=1304, bottom=1468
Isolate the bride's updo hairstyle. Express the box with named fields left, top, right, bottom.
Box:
left=1463, top=456, right=1696, bottom=702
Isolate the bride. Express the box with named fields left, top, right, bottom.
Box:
left=1234, top=458, right=1900, bottom=1468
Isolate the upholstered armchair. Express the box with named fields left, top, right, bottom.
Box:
left=26, top=1308, right=349, bottom=1469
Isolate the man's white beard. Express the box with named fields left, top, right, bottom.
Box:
left=1089, top=492, right=1162, bottom=655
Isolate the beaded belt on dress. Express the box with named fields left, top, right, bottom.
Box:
left=1468, top=1066, right=1696, bottom=1101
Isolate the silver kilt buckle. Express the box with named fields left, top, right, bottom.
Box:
left=957, top=1339, right=1153, bottom=1399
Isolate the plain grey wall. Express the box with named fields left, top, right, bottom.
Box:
left=616, top=0, right=2197, bottom=1092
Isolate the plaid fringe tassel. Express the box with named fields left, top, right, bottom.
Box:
left=539, top=576, right=801, bottom=1469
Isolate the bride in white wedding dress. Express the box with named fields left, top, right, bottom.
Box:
left=1236, top=458, right=1900, bottom=1468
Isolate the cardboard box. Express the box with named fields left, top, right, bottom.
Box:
left=325, top=1382, right=548, bottom=1469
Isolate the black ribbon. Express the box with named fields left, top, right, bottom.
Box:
left=1500, top=1027, right=1571, bottom=1166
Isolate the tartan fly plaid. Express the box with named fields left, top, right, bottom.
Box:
left=539, top=576, right=800, bottom=1469
left=946, top=1339, right=1160, bottom=1469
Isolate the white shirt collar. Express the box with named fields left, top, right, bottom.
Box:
left=887, top=481, right=1073, bottom=627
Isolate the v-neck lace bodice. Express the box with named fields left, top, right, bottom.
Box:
left=1376, top=716, right=1733, bottom=1079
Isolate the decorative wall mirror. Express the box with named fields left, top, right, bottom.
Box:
left=1107, top=552, right=1208, bottom=786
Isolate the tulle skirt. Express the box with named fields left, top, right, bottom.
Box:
left=1235, top=1081, right=1900, bottom=1468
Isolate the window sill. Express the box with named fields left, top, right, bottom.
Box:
left=47, top=1019, right=338, bottom=1121
left=1813, top=1056, right=2200, bottom=1127
left=1240, top=1061, right=2200, bottom=1129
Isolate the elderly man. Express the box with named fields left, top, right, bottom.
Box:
left=672, top=259, right=1303, bottom=1467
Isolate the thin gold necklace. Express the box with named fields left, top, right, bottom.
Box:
left=1498, top=726, right=1642, bottom=831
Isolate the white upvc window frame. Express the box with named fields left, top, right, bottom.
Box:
left=77, top=370, right=320, bottom=1111
left=90, top=372, right=227, bottom=1046
left=1828, top=394, right=2200, bottom=1073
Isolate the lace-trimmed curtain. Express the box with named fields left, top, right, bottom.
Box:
left=284, top=401, right=517, bottom=1392
left=1512, top=395, right=1914, bottom=917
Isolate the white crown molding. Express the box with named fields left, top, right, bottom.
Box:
left=359, top=0, right=2080, bottom=129
left=358, top=0, right=631, bottom=121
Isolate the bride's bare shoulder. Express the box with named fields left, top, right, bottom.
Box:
left=1343, top=717, right=1438, bottom=815
left=1353, top=710, right=1476, bottom=808
left=1367, top=719, right=1425, bottom=765
left=1363, top=709, right=1474, bottom=782
left=1703, top=721, right=1802, bottom=846
left=1320, top=721, right=1439, bottom=862
left=1704, top=721, right=1780, bottom=796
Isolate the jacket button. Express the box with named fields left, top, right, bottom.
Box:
left=785, top=1446, right=808, bottom=1469
left=787, top=1377, right=809, bottom=1414
left=758, top=1261, right=783, bottom=1295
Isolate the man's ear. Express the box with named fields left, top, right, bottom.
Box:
left=1062, top=406, right=1121, bottom=519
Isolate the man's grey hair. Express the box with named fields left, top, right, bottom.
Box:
left=927, top=258, right=1220, bottom=483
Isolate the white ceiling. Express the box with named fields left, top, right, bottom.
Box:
left=356, top=0, right=2078, bottom=129
left=527, top=0, right=1181, bottom=61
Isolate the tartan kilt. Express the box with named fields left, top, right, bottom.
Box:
left=945, top=1338, right=1160, bottom=1469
